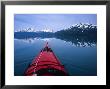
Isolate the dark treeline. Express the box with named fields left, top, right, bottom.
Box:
left=14, top=24, right=97, bottom=47
left=54, top=24, right=97, bottom=46
left=14, top=32, right=54, bottom=39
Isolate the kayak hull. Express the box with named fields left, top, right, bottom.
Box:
left=25, top=42, right=68, bottom=76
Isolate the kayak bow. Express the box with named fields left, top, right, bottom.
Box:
left=25, top=42, right=68, bottom=76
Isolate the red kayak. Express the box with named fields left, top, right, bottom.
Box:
left=25, top=42, right=68, bottom=76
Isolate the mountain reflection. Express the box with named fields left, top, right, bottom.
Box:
left=14, top=36, right=96, bottom=47
left=55, top=35, right=96, bottom=47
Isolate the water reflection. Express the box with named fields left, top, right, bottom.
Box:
left=55, top=35, right=96, bottom=47
left=14, top=36, right=96, bottom=47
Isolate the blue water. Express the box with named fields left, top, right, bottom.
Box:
left=14, top=38, right=97, bottom=76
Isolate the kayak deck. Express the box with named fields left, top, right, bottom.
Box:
left=25, top=42, right=68, bottom=76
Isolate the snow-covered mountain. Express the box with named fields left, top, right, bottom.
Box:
left=15, top=23, right=96, bottom=33
left=71, top=23, right=96, bottom=29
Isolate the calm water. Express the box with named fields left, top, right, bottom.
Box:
left=14, top=38, right=97, bottom=76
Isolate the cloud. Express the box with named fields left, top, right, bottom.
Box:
left=14, top=14, right=97, bottom=32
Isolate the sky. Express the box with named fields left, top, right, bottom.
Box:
left=14, top=14, right=97, bottom=32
